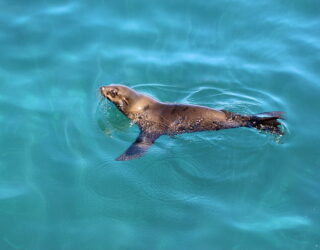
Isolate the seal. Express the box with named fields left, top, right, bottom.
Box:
left=100, top=84, right=284, bottom=161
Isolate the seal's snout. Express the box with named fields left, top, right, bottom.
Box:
left=100, top=85, right=119, bottom=100
left=100, top=86, right=109, bottom=97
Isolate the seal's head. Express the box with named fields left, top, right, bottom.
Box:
left=100, top=84, right=141, bottom=114
left=100, top=84, right=159, bottom=117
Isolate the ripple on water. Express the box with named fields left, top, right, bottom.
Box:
left=84, top=160, right=143, bottom=202
left=43, top=2, right=79, bottom=16
left=135, top=151, right=255, bottom=203
left=0, top=183, right=26, bottom=200
left=233, top=214, right=310, bottom=232
left=137, top=157, right=206, bottom=202
left=84, top=149, right=220, bottom=203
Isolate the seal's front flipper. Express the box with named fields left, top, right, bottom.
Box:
left=115, top=132, right=160, bottom=161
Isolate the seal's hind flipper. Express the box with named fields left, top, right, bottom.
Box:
left=249, top=111, right=285, bottom=135
left=116, top=131, right=160, bottom=161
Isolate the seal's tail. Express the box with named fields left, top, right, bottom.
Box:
left=247, top=111, right=284, bottom=135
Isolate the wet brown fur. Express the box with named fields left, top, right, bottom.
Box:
left=100, top=84, right=284, bottom=161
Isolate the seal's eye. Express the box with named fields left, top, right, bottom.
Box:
left=109, top=89, right=118, bottom=98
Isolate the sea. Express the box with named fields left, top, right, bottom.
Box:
left=1, top=0, right=320, bottom=249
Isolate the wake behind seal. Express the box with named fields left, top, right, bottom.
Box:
left=100, top=84, right=284, bottom=161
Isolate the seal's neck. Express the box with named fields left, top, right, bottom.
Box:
left=124, top=94, right=158, bottom=119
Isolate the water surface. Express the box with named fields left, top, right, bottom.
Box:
left=1, top=0, right=320, bottom=249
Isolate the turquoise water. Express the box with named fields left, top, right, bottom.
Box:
left=1, top=0, right=320, bottom=249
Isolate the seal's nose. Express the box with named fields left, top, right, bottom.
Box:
left=100, top=86, right=108, bottom=96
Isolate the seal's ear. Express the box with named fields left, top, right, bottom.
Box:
left=122, top=97, right=129, bottom=106
left=115, top=131, right=160, bottom=161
